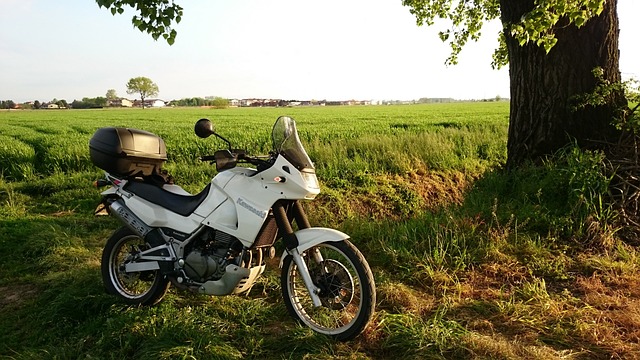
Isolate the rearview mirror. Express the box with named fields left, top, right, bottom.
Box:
left=195, top=118, right=214, bottom=138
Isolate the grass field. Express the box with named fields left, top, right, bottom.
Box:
left=0, top=103, right=507, bottom=180
left=2, top=103, right=640, bottom=359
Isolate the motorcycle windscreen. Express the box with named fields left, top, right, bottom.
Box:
left=271, top=116, right=314, bottom=170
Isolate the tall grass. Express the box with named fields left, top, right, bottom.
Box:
left=2, top=104, right=640, bottom=358
left=0, top=104, right=508, bottom=183
left=0, top=135, right=36, bottom=180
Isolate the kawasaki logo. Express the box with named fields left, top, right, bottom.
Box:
left=237, top=198, right=267, bottom=218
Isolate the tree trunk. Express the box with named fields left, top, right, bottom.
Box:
left=500, top=0, right=626, bottom=168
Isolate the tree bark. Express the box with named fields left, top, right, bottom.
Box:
left=500, top=0, right=626, bottom=168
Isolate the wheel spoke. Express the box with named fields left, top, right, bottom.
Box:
left=111, top=236, right=157, bottom=297
left=284, top=242, right=367, bottom=336
left=102, top=227, right=170, bottom=306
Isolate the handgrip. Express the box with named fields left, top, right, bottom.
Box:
left=200, top=155, right=217, bottom=161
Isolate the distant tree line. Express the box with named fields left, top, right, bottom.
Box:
left=1, top=97, right=108, bottom=109
left=71, top=97, right=108, bottom=109
left=1, top=96, right=231, bottom=109
left=169, top=97, right=229, bottom=108
left=0, top=100, right=16, bottom=109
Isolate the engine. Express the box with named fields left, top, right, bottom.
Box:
left=182, top=230, right=240, bottom=282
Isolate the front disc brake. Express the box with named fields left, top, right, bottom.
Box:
left=315, top=259, right=355, bottom=310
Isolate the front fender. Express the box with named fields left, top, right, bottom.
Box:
left=279, top=227, right=349, bottom=267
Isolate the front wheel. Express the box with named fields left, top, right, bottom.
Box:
left=281, top=240, right=376, bottom=341
left=101, top=226, right=170, bottom=306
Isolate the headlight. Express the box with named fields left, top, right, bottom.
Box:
left=301, top=171, right=319, bottom=189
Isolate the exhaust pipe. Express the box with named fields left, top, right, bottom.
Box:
left=109, top=200, right=151, bottom=238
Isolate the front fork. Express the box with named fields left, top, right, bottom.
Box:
left=288, top=248, right=322, bottom=307
left=274, top=201, right=324, bottom=307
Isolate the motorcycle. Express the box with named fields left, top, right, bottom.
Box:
left=89, top=116, right=376, bottom=340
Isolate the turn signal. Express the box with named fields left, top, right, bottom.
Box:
left=94, top=179, right=110, bottom=187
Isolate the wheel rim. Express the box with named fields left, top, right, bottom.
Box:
left=285, top=243, right=363, bottom=335
left=109, top=234, right=158, bottom=299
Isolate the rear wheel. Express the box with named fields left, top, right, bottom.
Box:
left=101, top=226, right=170, bottom=305
left=281, top=240, right=376, bottom=341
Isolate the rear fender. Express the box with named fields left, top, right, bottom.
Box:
left=100, top=186, right=118, bottom=196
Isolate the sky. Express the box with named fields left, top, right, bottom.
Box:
left=1, top=0, right=639, bottom=103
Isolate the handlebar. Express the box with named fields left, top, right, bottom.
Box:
left=200, top=149, right=274, bottom=171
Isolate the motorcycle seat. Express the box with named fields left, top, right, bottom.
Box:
left=124, top=181, right=212, bottom=217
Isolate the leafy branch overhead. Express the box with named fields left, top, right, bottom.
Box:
left=402, top=0, right=606, bottom=68
left=95, top=0, right=183, bottom=45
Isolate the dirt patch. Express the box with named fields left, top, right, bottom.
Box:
left=0, top=284, right=38, bottom=311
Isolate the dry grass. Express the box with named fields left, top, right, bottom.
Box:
left=425, top=262, right=640, bottom=359
left=310, top=168, right=472, bottom=224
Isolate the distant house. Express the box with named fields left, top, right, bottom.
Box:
left=147, top=99, right=166, bottom=107
left=108, top=98, right=133, bottom=107
left=240, top=99, right=256, bottom=107
left=134, top=99, right=166, bottom=107
left=46, top=103, right=60, bottom=109
left=228, top=99, right=240, bottom=107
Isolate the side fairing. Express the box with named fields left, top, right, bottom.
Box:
left=193, top=178, right=231, bottom=218
left=204, top=169, right=280, bottom=247
left=203, top=156, right=320, bottom=247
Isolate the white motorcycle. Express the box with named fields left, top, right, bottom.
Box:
left=89, top=116, right=376, bottom=340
